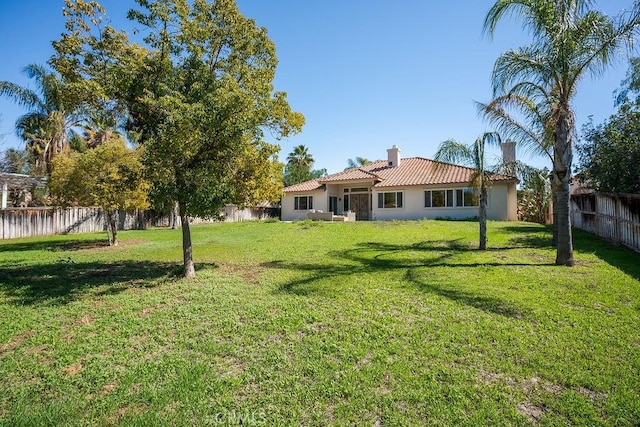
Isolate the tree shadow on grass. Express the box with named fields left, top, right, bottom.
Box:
left=0, top=260, right=214, bottom=306
left=572, top=229, right=640, bottom=281
left=404, top=269, right=528, bottom=319
left=0, top=237, right=110, bottom=253
left=501, top=224, right=640, bottom=280
left=265, top=240, right=549, bottom=319
left=501, top=224, right=555, bottom=249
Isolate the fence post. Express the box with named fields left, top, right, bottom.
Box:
left=614, top=195, right=621, bottom=245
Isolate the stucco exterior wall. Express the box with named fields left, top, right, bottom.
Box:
left=281, top=182, right=517, bottom=222
left=281, top=190, right=327, bottom=221
left=371, top=183, right=515, bottom=221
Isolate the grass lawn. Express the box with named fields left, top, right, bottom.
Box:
left=0, top=220, right=639, bottom=426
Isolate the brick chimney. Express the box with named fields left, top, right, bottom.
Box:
left=387, top=145, right=401, bottom=167
left=501, top=140, right=516, bottom=164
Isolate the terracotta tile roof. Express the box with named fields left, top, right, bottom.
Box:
left=282, top=157, right=516, bottom=193
left=282, top=179, right=324, bottom=193
left=318, top=168, right=380, bottom=182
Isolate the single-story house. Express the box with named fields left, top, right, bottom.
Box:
left=281, top=145, right=518, bottom=221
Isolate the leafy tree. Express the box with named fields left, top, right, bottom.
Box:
left=283, top=163, right=327, bottom=187
left=434, top=132, right=502, bottom=250
left=576, top=57, right=640, bottom=194
left=578, top=109, right=640, bottom=194
left=51, top=0, right=143, bottom=118
left=283, top=162, right=312, bottom=187
left=51, top=0, right=304, bottom=277
left=484, top=0, right=640, bottom=266
left=286, top=144, right=314, bottom=168
left=346, top=156, right=372, bottom=170
left=49, top=139, right=149, bottom=246
left=283, top=144, right=326, bottom=186
left=0, top=65, right=83, bottom=175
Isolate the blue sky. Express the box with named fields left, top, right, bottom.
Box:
left=0, top=0, right=636, bottom=173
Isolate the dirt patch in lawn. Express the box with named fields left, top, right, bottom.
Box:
left=0, top=329, right=36, bottom=356
left=217, top=262, right=266, bottom=285
left=80, top=239, right=150, bottom=253
left=517, top=401, right=545, bottom=423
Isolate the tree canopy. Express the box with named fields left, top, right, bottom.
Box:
left=578, top=58, right=640, bottom=195
left=49, top=139, right=149, bottom=246
left=51, top=0, right=304, bottom=277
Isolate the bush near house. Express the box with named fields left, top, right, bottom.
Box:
left=0, top=221, right=638, bottom=425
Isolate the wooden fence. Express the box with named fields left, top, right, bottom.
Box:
left=571, top=193, right=640, bottom=253
left=1, top=205, right=279, bottom=240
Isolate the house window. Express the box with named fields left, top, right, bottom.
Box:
left=426, top=190, right=446, bottom=207
left=425, top=189, right=479, bottom=208
left=294, top=196, right=313, bottom=210
left=377, top=192, right=403, bottom=209
left=454, top=189, right=479, bottom=207
left=446, top=190, right=454, bottom=207
left=463, top=189, right=479, bottom=206
left=343, top=195, right=349, bottom=212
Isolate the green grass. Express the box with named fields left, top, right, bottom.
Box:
left=0, top=220, right=639, bottom=426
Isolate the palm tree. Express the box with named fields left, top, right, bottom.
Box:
left=484, top=0, right=640, bottom=266
left=286, top=144, right=314, bottom=168
left=346, top=156, right=372, bottom=169
left=477, top=88, right=559, bottom=242
left=0, top=65, right=82, bottom=175
left=434, top=132, right=502, bottom=250
left=82, top=111, right=122, bottom=149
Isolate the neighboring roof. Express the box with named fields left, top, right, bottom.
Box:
left=570, top=177, right=595, bottom=196
left=282, top=157, right=516, bottom=193
left=0, top=173, right=47, bottom=189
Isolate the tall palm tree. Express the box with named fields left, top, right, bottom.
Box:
left=434, top=132, right=502, bottom=250
left=0, top=65, right=82, bottom=175
left=484, top=0, right=640, bottom=266
left=286, top=144, right=314, bottom=168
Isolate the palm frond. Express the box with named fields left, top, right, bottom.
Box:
left=491, top=47, right=552, bottom=97
left=433, top=139, right=475, bottom=168
left=0, top=81, right=42, bottom=110
left=483, top=0, right=537, bottom=40
left=477, top=94, right=552, bottom=161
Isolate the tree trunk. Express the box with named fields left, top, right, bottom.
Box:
left=552, top=185, right=559, bottom=246
left=179, top=203, right=196, bottom=278
left=553, top=107, right=574, bottom=266
left=111, top=211, right=118, bottom=247
left=479, top=186, right=488, bottom=250
left=171, top=202, right=178, bottom=229
left=106, top=210, right=118, bottom=246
